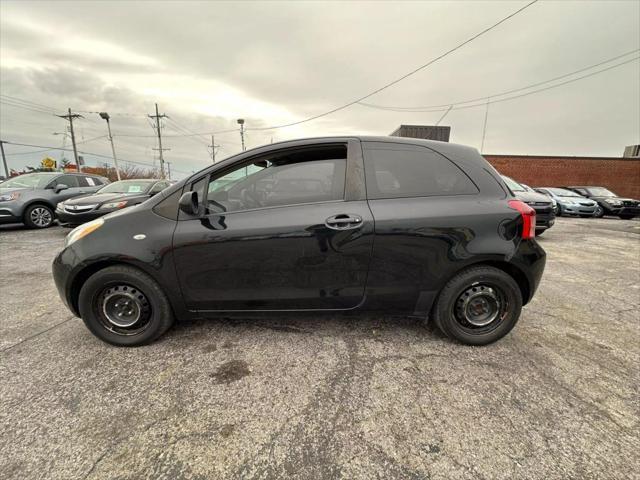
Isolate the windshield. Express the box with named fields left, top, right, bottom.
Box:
left=0, top=173, right=56, bottom=189
left=502, top=176, right=526, bottom=192
left=587, top=187, right=616, bottom=197
left=547, top=188, right=581, bottom=197
left=98, top=180, right=155, bottom=194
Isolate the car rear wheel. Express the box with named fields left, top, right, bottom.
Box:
left=78, top=265, right=174, bottom=346
left=431, top=266, right=522, bottom=346
left=24, top=204, right=54, bottom=229
left=619, top=214, right=635, bottom=220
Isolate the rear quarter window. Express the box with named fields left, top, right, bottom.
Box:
left=362, top=144, right=478, bottom=200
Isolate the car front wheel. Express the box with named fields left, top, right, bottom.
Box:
left=431, top=266, right=523, bottom=346
left=24, top=204, right=54, bottom=228
left=593, top=206, right=604, bottom=218
left=78, top=265, right=174, bottom=346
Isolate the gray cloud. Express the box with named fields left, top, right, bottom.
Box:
left=1, top=0, right=638, bottom=177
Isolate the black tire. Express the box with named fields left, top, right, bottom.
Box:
left=23, top=203, right=54, bottom=229
left=535, top=229, right=545, bottom=237
left=579, top=214, right=591, bottom=218
left=619, top=214, right=635, bottom=220
left=593, top=205, right=604, bottom=218
left=431, top=266, right=523, bottom=346
left=78, top=265, right=174, bottom=346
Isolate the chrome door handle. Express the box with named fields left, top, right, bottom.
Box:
left=325, top=214, right=363, bottom=230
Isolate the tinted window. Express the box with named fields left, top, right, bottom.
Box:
left=78, top=176, right=96, bottom=187
left=152, top=188, right=181, bottom=220
left=205, top=146, right=347, bottom=214
left=363, top=144, right=477, bottom=199
left=54, top=175, right=79, bottom=188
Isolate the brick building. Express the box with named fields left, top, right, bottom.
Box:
left=484, top=155, right=640, bottom=199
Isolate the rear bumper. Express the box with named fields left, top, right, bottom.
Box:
left=516, top=239, right=546, bottom=304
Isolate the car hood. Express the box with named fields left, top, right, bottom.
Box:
left=591, top=196, right=638, bottom=203
left=512, top=190, right=551, bottom=204
left=64, top=192, right=148, bottom=206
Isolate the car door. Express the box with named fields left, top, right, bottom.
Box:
left=172, top=139, right=374, bottom=312
left=47, top=175, right=86, bottom=202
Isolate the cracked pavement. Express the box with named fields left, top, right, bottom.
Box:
left=1, top=217, right=639, bottom=479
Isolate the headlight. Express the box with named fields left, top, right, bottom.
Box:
left=56, top=202, right=65, bottom=210
left=99, top=201, right=127, bottom=210
left=65, top=218, right=104, bottom=247
left=0, top=192, right=20, bottom=202
left=605, top=199, right=622, bottom=206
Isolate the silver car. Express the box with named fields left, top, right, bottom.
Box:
left=0, top=172, right=109, bottom=228
left=535, top=187, right=598, bottom=217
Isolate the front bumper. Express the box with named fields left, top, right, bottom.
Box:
left=561, top=204, right=597, bottom=215
left=0, top=203, right=23, bottom=224
left=52, top=247, right=75, bottom=313
left=532, top=206, right=556, bottom=230
left=55, top=207, right=111, bottom=226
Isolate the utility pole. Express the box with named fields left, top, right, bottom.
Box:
left=480, top=97, right=490, bottom=154
left=166, top=162, right=171, bottom=180
left=237, top=118, right=245, bottom=151
left=99, top=112, right=121, bottom=181
left=149, top=103, right=168, bottom=178
left=0, top=140, right=9, bottom=178
left=208, top=134, right=220, bottom=163
left=57, top=108, right=82, bottom=170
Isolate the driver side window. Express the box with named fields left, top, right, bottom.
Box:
left=205, top=145, right=347, bottom=214
left=50, top=175, right=79, bottom=188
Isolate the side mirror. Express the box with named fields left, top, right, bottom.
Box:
left=179, top=191, right=199, bottom=216
left=54, top=184, right=69, bottom=193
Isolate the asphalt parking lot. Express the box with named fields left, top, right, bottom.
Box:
left=0, top=217, right=638, bottom=480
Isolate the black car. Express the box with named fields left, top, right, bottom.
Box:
left=502, top=176, right=555, bottom=235
left=52, top=136, right=546, bottom=347
left=56, top=179, right=173, bottom=227
left=564, top=186, right=640, bottom=219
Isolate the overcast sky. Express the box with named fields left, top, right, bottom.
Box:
left=1, top=0, right=638, bottom=178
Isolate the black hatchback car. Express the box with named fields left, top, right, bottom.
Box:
left=56, top=179, right=173, bottom=227
left=52, top=137, right=546, bottom=347
left=564, top=186, right=640, bottom=219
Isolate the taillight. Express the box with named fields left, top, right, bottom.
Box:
left=508, top=200, right=536, bottom=239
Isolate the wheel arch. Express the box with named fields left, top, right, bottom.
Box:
left=68, top=260, right=179, bottom=318
left=22, top=199, right=57, bottom=217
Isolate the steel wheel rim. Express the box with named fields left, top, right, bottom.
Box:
left=453, top=282, right=509, bottom=334
left=30, top=207, right=52, bottom=227
left=98, top=285, right=151, bottom=335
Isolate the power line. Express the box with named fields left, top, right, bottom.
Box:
left=0, top=100, right=57, bottom=116
left=359, top=56, right=640, bottom=113
left=0, top=140, right=192, bottom=175
left=359, top=49, right=640, bottom=111
left=0, top=94, right=58, bottom=113
left=245, top=0, right=539, bottom=131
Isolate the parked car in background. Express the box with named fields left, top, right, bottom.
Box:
left=502, top=176, right=555, bottom=236
left=564, top=186, right=640, bottom=219
left=0, top=172, right=109, bottom=228
left=53, top=136, right=546, bottom=347
left=534, top=188, right=598, bottom=218
left=522, top=182, right=558, bottom=214
left=56, top=179, right=173, bottom=227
